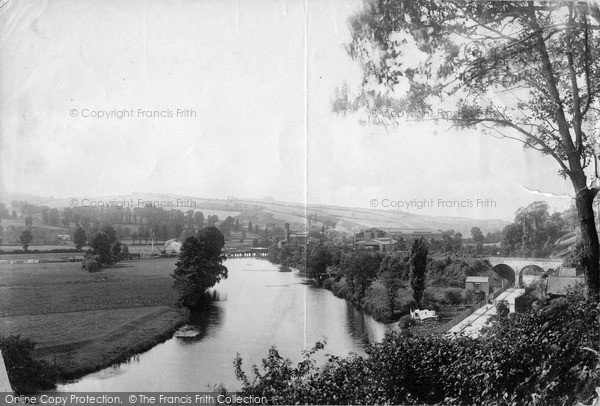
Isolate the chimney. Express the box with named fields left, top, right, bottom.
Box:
left=284, top=223, right=290, bottom=243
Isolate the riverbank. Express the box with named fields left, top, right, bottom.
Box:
left=34, top=306, right=188, bottom=381
left=0, top=257, right=188, bottom=386
left=323, top=277, right=408, bottom=323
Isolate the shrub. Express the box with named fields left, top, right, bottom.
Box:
left=362, top=282, right=392, bottom=321
left=443, top=289, right=463, bottom=305
left=120, top=244, right=130, bottom=260
left=0, top=335, right=58, bottom=394
left=81, top=255, right=101, bottom=272
left=496, top=299, right=509, bottom=317
left=330, top=279, right=353, bottom=300
left=322, top=278, right=334, bottom=289
left=235, top=291, right=600, bottom=405
left=420, top=290, right=440, bottom=311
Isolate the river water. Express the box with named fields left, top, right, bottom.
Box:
left=58, top=258, right=394, bottom=392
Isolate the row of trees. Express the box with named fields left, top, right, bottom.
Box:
left=270, top=238, right=433, bottom=310
left=501, top=201, right=574, bottom=257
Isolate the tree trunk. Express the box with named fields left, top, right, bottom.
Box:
left=574, top=188, right=600, bottom=300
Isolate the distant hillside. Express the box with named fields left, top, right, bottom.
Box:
left=26, top=193, right=509, bottom=236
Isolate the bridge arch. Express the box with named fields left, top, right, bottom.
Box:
left=518, top=265, right=545, bottom=288
left=492, top=264, right=516, bottom=286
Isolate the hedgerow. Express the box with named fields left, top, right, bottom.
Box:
left=234, top=291, right=600, bottom=405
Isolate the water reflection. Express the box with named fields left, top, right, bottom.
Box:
left=176, top=305, right=224, bottom=345
left=58, top=258, right=391, bottom=392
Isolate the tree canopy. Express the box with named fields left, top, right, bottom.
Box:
left=172, top=226, right=228, bottom=310
left=335, top=0, right=600, bottom=298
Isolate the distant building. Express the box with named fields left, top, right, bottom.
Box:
left=57, top=234, right=71, bottom=245
left=355, top=238, right=397, bottom=252
left=410, top=309, right=438, bottom=322
left=382, top=228, right=443, bottom=241
left=354, top=227, right=442, bottom=251
left=465, top=276, right=490, bottom=300
left=282, top=223, right=317, bottom=246
left=354, top=228, right=387, bottom=240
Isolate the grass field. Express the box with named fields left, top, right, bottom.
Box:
left=0, top=258, right=188, bottom=380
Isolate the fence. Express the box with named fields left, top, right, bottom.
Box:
left=0, top=257, right=83, bottom=265
left=435, top=284, right=512, bottom=334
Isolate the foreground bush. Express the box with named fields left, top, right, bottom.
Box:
left=0, top=335, right=58, bottom=394
left=234, top=291, right=600, bottom=405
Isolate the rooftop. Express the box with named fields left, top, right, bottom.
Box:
left=465, top=276, right=489, bottom=283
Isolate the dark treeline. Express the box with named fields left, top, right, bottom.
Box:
left=267, top=241, right=497, bottom=322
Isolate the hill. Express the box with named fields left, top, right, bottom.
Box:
left=11, top=192, right=510, bottom=235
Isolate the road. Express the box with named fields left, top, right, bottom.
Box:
left=447, top=288, right=524, bottom=337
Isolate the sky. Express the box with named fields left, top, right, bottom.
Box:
left=0, top=0, right=578, bottom=221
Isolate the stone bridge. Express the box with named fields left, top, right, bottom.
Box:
left=223, top=248, right=269, bottom=258
left=488, top=257, right=563, bottom=288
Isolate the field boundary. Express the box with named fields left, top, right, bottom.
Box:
left=0, top=298, right=178, bottom=318
left=0, top=257, right=83, bottom=265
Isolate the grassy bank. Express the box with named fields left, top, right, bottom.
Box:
left=0, top=257, right=189, bottom=383
left=33, top=306, right=188, bottom=380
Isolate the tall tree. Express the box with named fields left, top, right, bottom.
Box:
left=471, top=227, right=485, bottom=245
left=336, top=1, right=600, bottom=299
left=348, top=251, right=382, bottom=299
left=89, top=232, right=112, bottom=266
left=308, top=244, right=332, bottom=284
left=19, top=230, right=33, bottom=251
left=409, top=237, right=428, bottom=308
left=73, top=226, right=87, bottom=251
left=379, top=252, right=408, bottom=313
left=193, top=211, right=205, bottom=229
left=172, top=226, right=228, bottom=310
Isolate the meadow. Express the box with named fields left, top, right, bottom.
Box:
left=0, top=258, right=187, bottom=380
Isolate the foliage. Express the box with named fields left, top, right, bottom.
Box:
left=335, top=0, right=600, bottom=298
left=18, top=230, right=33, bottom=251
left=81, top=254, right=101, bottom=272
left=471, top=227, right=485, bottom=245
left=308, top=244, right=332, bottom=284
left=87, top=232, right=113, bottom=266
left=443, top=289, right=464, bottom=305
left=346, top=251, right=383, bottom=300
left=378, top=251, right=408, bottom=312
left=496, top=299, right=510, bottom=317
left=409, top=238, right=428, bottom=308
left=501, top=201, right=569, bottom=257
left=120, top=243, right=130, bottom=260
left=465, top=289, right=486, bottom=304
left=235, top=291, right=600, bottom=405
left=426, top=256, right=491, bottom=287
left=0, top=334, right=58, bottom=394
left=563, top=238, right=586, bottom=272
left=73, top=226, right=87, bottom=250
left=172, top=226, right=228, bottom=310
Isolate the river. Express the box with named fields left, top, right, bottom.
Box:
left=58, top=258, right=394, bottom=392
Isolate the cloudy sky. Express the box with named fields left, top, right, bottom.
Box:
left=0, top=0, right=577, bottom=220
